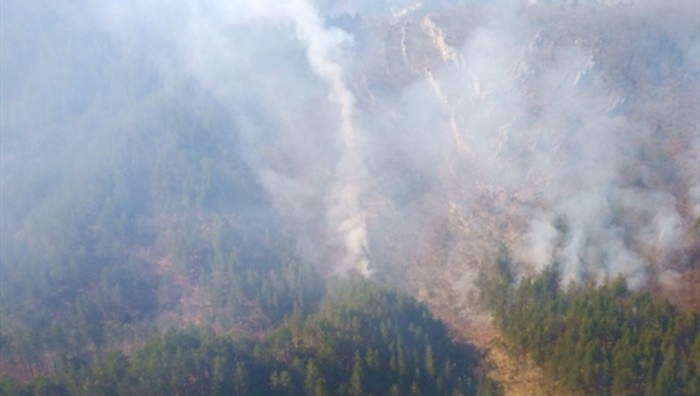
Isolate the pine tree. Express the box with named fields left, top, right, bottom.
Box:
left=233, top=361, right=250, bottom=395
left=314, top=378, right=327, bottom=396
left=350, top=351, right=365, bottom=396
left=365, top=348, right=379, bottom=370
left=425, top=344, right=436, bottom=378
left=654, top=346, right=676, bottom=396
left=409, top=381, right=421, bottom=396
left=305, top=360, right=321, bottom=396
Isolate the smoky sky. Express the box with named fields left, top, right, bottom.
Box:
left=1, top=0, right=699, bottom=290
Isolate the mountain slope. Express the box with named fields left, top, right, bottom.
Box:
left=1, top=0, right=698, bottom=392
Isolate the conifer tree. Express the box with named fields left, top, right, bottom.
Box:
left=350, top=350, right=365, bottom=396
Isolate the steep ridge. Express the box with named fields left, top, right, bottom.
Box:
left=352, top=0, right=699, bottom=309
left=350, top=3, right=699, bottom=393
left=1, top=1, right=698, bottom=391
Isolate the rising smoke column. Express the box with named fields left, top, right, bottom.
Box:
left=87, top=0, right=373, bottom=276
left=284, top=0, right=372, bottom=276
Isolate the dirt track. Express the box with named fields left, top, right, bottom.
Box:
left=436, top=307, right=564, bottom=396
left=464, top=320, right=562, bottom=396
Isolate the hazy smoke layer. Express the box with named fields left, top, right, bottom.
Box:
left=2, top=0, right=698, bottom=290
left=366, top=0, right=699, bottom=290
left=1, top=0, right=374, bottom=275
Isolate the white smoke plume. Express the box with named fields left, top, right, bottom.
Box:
left=350, top=0, right=699, bottom=292
left=2, top=0, right=698, bottom=294
left=176, top=0, right=373, bottom=276
left=283, top=0, right=372, bottom=276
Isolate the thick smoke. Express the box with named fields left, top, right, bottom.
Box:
left=100, top=0, right=372, bottom=275
left=2, top=0, right=698, bottom=292
left=349, top=0, right=698, bottom=291
left=283, top=0, right=372, bottom=275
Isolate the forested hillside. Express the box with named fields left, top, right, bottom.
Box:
left=0, top=35, right=499, bottom=393
left=1, top=277, right=499, bottom=396
left=0, top=88, right=300, bottom=377
left=482, top=260, right=700, bottom=396
left=1, top=0, right=699, bottom=394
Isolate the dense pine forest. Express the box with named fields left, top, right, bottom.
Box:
left=0, top=276, right=499, bottom=396
left=482, top=258, right=700, bottom=396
